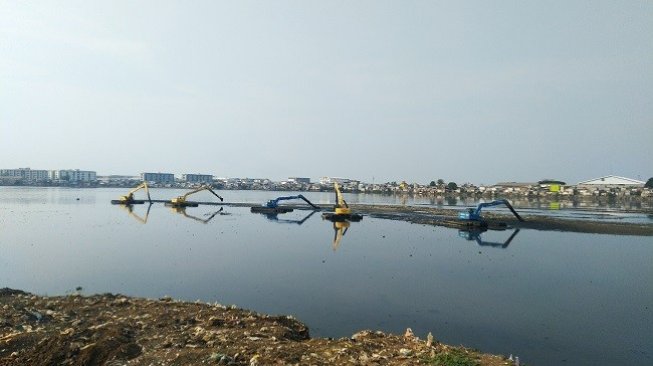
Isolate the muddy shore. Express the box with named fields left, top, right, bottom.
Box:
left=247, top=203, right=652, bottom=236
left=348, top=204, right=653, bottom=236
left=1, top=289, right=511, bottom=366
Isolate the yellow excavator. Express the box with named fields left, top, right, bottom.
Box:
left=322, top=182, right=362, bottom=221
left=111, top=182, right=152, bottom=205
left=165, top=185, right=223, bottom=208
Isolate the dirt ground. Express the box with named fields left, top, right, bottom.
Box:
left=0, top=289, right=512, bottom=366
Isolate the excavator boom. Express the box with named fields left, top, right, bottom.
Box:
left=458, top=199, right=524, bottom=222
left=167, top=185, right=223, bottom=207
left=111, top=182, right=152, bottom=204
left=333, top=182, right=351, bottom=215
left=265, top=195, right=318, bottom=209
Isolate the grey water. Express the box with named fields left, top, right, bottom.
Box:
left=1, top=187, right=652, bottom=365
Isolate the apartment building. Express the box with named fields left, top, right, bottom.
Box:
left=0, top=168, right=49, bottom=182
left=182, top=174, right=213, bottom=183
left=141, top=172, right=175, bottom=183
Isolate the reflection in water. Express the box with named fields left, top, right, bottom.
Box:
left=4, top=188, right=652, bottom=366
left=171, top=207, right=226, bottom=224
left=119, top=203, right=153, bottom=224
left=458, top=228, right=520, bottom=248
left=331, top=221, right=351, bottom=251
left=256, top=210, right=317, bottom=225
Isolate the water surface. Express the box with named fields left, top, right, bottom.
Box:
left=1, top=187, right=651, bottom=365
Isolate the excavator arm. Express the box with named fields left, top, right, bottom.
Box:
left=333, top=182, right=351, bottom=215
left=459, top=199, right=524, bottom=222
left=166, top=185, right=223, bottom=208
left=265, top=195, right=318, bottom=209
left=172, top=186, right=223, bottom=204
left=113, top=182, right=152, bottom=204
left=128, top=182, right=152, bottom=202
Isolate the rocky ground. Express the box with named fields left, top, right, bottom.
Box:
left=0, top=289, right=513, bottom=366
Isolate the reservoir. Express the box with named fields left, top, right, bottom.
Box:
left=1, top=187, right=651, bottom=365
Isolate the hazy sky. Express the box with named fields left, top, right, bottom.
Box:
left=1, top=1, right=651, bottom=185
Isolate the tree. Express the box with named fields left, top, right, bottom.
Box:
left=429, top=181, right=436, bottom=187
left=446, top=182, right=458, bottom=191
left=437, top=179, right=445, bottom=186
left=645, top=177, right=653, bottom=189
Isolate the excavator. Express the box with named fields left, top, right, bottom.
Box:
left=321, top=182, right=363, bottom=222
left=111, top=182, right=152, bottom=205
left=251, top=194, right=319, bottom=214
left=456, top=199, right=524, bottom=227
left=165, top=185, right=223, bottom=208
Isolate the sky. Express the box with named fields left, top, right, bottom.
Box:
left=1, top=1, right=651, bottom=185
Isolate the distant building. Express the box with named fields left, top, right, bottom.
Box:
left=182, top=174, right=213, bottom=184
left=141, top=172, right=175, bottom=183
left=0, top=168, right=49, bottom=182
left=319, top=177, right=359, bottom=185
left=288, top=177, right=311, bottom=184
left=97, top=175, right=139, bottom=182
left=50, top=169, right=97, bottom=182
left=577, top=175, right=645, bottom=187
left=493, top=182, right=536, bottom=187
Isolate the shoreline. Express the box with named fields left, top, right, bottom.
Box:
left=3, top=184, right=652, bottom=213
left=347, top=204, right=653, bottom=236
left=1, top=289, right=511, bottom=365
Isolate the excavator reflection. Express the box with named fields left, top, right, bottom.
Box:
left=259, top=210, right=317, bottom=225
left=331, top=221, right=351, bottom=251
left=170, top=206, right=227, bottom=224
left=120, top=202, right=153, bottom=224
left=458, top=228, right=520, bottom=249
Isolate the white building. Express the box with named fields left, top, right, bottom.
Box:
left=0, top=168, right=49, bottom=182
left=288, top=177, right=311, bottom=184
left=319, top=177, right=359, bottom=185
left=141, top=172, right=175, bottom=183
left=49, top=169, right=97, bottom=182
left=577, top=175, right=645, bottom=187
left=182, top=174, right=213, bottom=183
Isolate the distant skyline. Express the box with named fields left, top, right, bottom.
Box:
left=2, top=1, right=651, bottom=185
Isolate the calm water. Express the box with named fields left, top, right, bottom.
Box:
left=1, top=187, right=652, bottom=365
